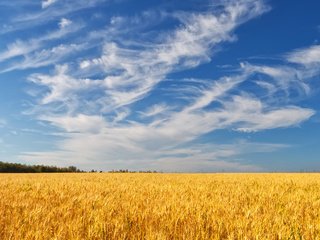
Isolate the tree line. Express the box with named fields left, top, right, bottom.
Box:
left=0, top=161, right=82, bottom=173
left=108, top=169, right=159, bottom=173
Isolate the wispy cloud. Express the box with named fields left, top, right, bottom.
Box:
left=139, top=104, right=171, bottom=118
left=79, top=0, right=269, bottom=110
left=58, top=18, right=72, bottom=29
left=286, top=44, right=320, bottom=66
left=42, top=0, right=58, bottom=9
left=239, top=62, right=311, bottom=99
left=0, top=19, right=83, bottom=65
left=224, top=96, right=314, bottom=132
left=16, top=0, right=106, bottom=24
left=0, top=40, right=40, bottom=63
left=40, top=114, right=107, bottom=134
left=28, top=65, right=101, bottom=106
left=28, top=0, right=271, bottom=115
left=0, top=0, right=104, bottom=35
left=1, top=44, right=86, bottom=73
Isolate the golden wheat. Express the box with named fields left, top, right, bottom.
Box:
left=0, top=173, right=320, bottom=239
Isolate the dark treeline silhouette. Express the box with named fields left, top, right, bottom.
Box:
left=0, top=161, right=161, bottom=173
left=0, top=161, right=82, bottom=173
left=108, top=169, right=159, bottom=173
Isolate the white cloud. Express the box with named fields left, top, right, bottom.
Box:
left=80, top=60, right=91, bottom=69
left=28, top=64, right=101, bottom=106
left=240, top=62, right=311, bottom=97
left=139, top=104, right=171, bottom=117
left=0, top=40, right=40, bottom=62
left=79, top=0, right=269, bottom=110
left=1, top=44, right=85, bottom=73
left=28, top=0, right=269, bottom=114
left=112, top=109, right=130, bottom=123
left=287, top=45, right=320, bottom=66
left=0, top=0, right=102, bottom=35
left=40, top=114, right=107, bottom=134
left=0, top=20, right=83, bottom=65
left=20, top=0, right=104, bottom=23
left=42, top=0, right=58, bottom=9
left=222, top=96, right=315, bottom=132
left=58, top=18, right=72, bottom=29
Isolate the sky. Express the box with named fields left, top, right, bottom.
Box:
left=0, top=0, right=319, bottom=172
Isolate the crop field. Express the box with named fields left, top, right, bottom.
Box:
left=0, top=173, right=320, bottom=239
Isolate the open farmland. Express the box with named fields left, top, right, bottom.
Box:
left=0, top=173, right=320, bottom=239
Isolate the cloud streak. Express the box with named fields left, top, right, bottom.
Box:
left=1, top=44, right=86, bottom=73
left=0, top=18, right=83, bottom=69
left=78, top=0, right=269, bottom=110
left=287, top=44, right=320, bottom=66
left=42, top=0, right=58, bottom=9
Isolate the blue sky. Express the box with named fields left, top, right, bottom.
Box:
left=0, top=0, right=319, bottom=172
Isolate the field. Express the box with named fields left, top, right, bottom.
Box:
left=0, top=173, right=320, bottom=239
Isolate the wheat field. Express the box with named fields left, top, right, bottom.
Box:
left=0, top=173, right=320, bottom=239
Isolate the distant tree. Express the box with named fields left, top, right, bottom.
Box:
left=0, top=161, right=82, bottom=173
left=68, top=166, right=78, bottom=172
left=107, top=169, right=159, bottom=173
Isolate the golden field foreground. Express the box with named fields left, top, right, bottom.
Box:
left=1, top=173, right=320, bottom=239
